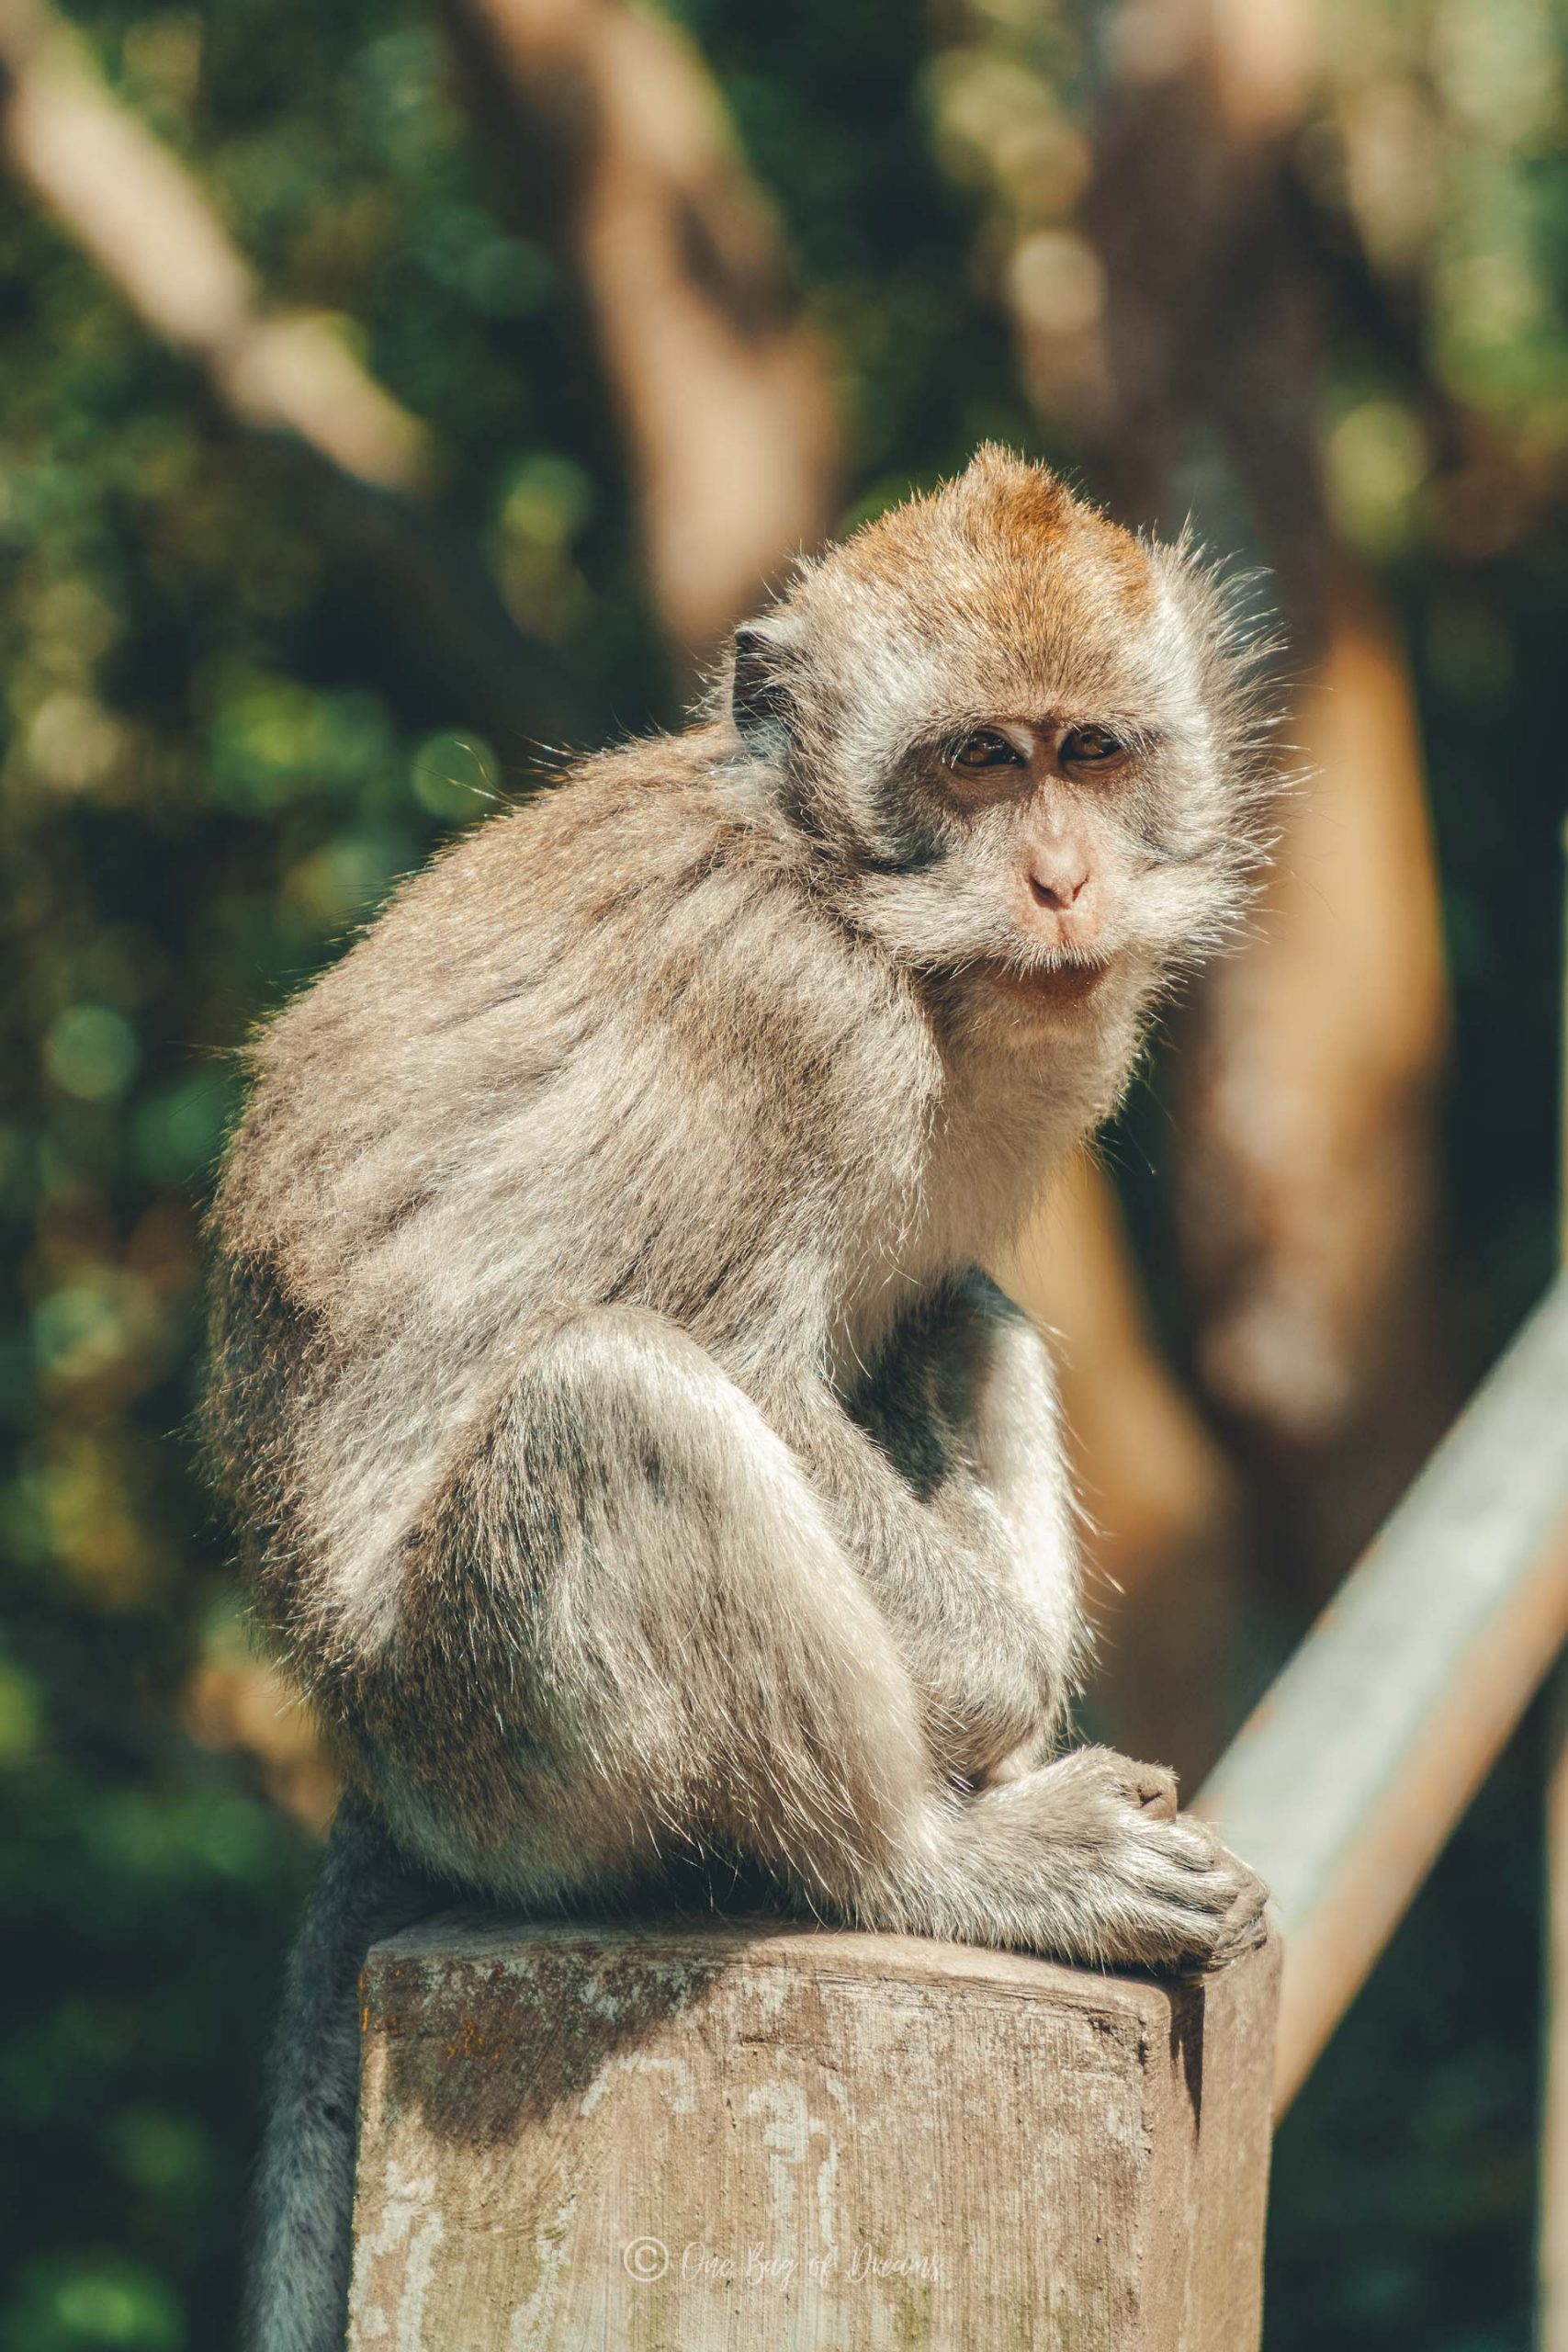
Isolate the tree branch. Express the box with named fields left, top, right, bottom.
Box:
left=441, top=0, right=839, bottom=662
left=0, top=0, right=576, bottom=749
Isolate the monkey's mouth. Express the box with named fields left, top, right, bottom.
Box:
left=985, top=957, right=1111, bottom=1009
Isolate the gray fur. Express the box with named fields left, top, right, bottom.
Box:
left=206, top=450, right=1275, bottom=2350
left=242, top=1796, right=434, bottom=2352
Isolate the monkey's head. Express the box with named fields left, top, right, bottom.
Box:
left=727, top=447, right=1277, bottom=1045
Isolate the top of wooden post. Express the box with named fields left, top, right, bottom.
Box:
left=351, top=1913, right=1280, bottom=2352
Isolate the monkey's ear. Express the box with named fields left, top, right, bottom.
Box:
left=731, top=622, right=797, bottom=752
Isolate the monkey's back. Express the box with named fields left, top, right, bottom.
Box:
left=206, top=727, right=934, bottom=1695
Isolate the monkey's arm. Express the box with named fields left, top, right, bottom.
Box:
left=774, top=1274, right=1083, bottom=1788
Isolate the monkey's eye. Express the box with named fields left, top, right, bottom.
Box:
left=1061, top=725, right=1126, bottom=764
left=948, top=729, right=1022, bottom=771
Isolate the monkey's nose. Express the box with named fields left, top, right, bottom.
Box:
left=1027, top=854, right=1090, bottom=912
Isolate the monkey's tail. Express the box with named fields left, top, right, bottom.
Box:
left=242, top=1788, right=437, bottom=2352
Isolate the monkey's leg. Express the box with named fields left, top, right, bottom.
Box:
left=387, top=1307, right=1264, bottom=1970
left=243, top=1793, right=436, bottom=2352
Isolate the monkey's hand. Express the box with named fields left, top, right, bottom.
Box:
left=943, top=1744, right=1269, bottom=1973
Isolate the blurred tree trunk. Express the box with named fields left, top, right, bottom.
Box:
left=441, top=0, right=839, bottom=663
left=1075, top=0, right=1453, bottom=1597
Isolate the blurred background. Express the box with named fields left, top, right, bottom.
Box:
left=0, top=0, right=1563, bottom=2343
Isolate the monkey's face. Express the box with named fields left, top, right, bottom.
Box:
left=728, top=448, right=1275, bottom=1047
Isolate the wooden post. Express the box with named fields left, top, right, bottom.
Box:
left=348, top=1915, right=1280, bottom=2351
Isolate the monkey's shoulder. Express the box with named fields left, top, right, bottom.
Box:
left=380, top=729, right=926, bottom=1067
left=219, top=729, right=936, bottom=1271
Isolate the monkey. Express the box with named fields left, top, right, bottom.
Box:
left=204, top=447, right=1275, bottom=2351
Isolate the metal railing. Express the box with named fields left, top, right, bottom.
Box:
left=1196, top=1278, right=1568, bottom=2108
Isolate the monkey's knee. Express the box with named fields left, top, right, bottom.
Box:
left=518, top=1305, right=795, bottom=1498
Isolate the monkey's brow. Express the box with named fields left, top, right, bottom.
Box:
left=1072, top=718, right=1165, bottom=750
left=925, top=717, right=1168, bottom=746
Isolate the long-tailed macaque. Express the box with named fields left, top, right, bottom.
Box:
left=206, top=448, right=1274, bottom=2350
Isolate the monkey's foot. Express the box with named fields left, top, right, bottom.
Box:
left=946, top=1744, right=1269, bottom=1973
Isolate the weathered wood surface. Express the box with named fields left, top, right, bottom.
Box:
left=349, top=1914, right=1280, bottom=2351
left=1197, top=1275, right=1568, bottom=2110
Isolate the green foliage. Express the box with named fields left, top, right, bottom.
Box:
left=1, top=1, right=1564, bottom=2346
